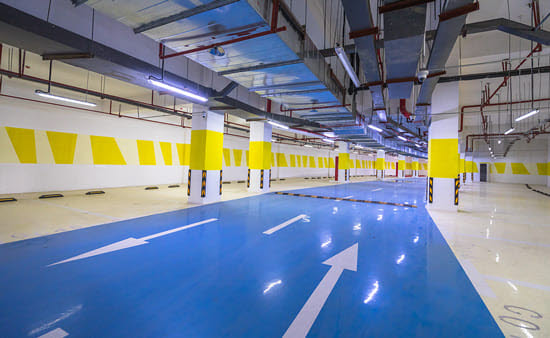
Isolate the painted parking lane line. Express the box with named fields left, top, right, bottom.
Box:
left=264, top=214, right=307, bottom=235
left=29, top=304, right=82, bottom=336
left=456, top=233, right=550, bottom=248
left=371, top=188, right=383, bottom=192
left=48, top=218, right=218, bottom=266
left=38, top=328, right=69, bottom=338
left=284, top=244, right=358, bottom=338
left=483, top=275, right=550, bottom=292
left=460, top=259, right=496, bottom=298
left=38, top=200, right=122, bottom=221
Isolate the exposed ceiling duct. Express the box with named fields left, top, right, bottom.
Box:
left=415, top=0, right=476, bottom=122
left=382, top=0, right=427, bottom=99
left=341, top=0, right=386, bottom=121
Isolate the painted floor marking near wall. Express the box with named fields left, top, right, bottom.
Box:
left=275, top=192, right=416, bottom=208
left=460, top=259, right=497, bottom=298
left=263, top=214, right=308, bottom=235
left=371, top=188, right=383, bottom=192
left=38, top=328, right=69, bottom=338
left=38, top=200, right=121, bottom=221
left=283, top=243, right=358, bottom=338
left=456, top=233, right=550, bottom=248
left=484, top=275, right=550, bottom=292
left=48, top=218, right=218, bottom=266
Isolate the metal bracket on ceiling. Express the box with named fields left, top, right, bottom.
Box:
left=42, top=52, right=93, bottom=60
left=349, top=27, right=379, bottom=40
left=378, top=0, right=435, bottom=14
left=439, top=2, right=480, bottom=22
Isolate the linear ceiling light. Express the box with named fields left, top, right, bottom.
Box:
left=397, top=136, right=407, bottom=141
left=504, top=127, right=515, bottom=135
left=368, top=124, right=383, bottom=132
left=515, top=109, right=539, bottom=122
left=35, top=90, right=97, bottom=107
left=267, top=120, right=289, bottom=130
left=304, top=144, right=313, bottom=148
left=322, top=138, right=335, bottom=143
left=335, top=46, right=361, bottom=87
left=148, top=77, right=208, bottom=103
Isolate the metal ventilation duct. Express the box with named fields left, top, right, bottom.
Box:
left=341, top=0, right=385, bottom=112
left=415, top=0, right=475, bottom=121
left=383, top=0, right=427, bottom=99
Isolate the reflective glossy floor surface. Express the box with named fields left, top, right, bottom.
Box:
left=0, top=179, right=504, bottom=337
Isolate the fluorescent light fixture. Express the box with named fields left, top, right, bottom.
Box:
left=335, top=46, right=361, bottom=87
left=397, top=136, right=407, bottom=141
left=322, top=138, right=335, bottom=143
left=35, top=90, right=96, bottom=107
left=148, top=77, right=208, bottom=102
left=498, top=140, right=501, bottom=144
left=504, top=127, right=515, bottom=135
left=267, top=120, right=289, bottom=130
left=515, top=109, right=539, bottom=122
left=488, top=147, right=491, bottom=150
left=323, top=131, right=336, bottom=138
left=304, top=144, right=313, bottom=148
left=415, top=144, right=421, bottom=148
left=368, top=124, right=383, bottom=132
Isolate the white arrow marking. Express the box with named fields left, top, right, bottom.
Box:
left=48, top=218, right=217, bottom=266
left=263, top=214, right=307, bottom=235
left=283, top=243, right=358, bottom=338
left=38, top=328, right=68, bottom=338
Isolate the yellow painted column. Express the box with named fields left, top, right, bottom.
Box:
left=376, top=149, right=385, bottom=179
left=248, top=121, right=272, bottom=192
left=428, top=82, right=459, bottom=211
left=336, top=141, right=350, bottom=182
left=189, top=109, right=224, bottom=204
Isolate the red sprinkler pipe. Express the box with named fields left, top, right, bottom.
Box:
left=399, top=99, right=412, bottom=119
left=465, top=131, right=550, bottom=152
left=459, top=97, right=550, bottom=132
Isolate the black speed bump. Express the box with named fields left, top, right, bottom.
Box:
left=0, top=197, right=17, bottom=203
left=39, top=194, right=64, bottom=199
left=86, top=190, right=105, bottom=195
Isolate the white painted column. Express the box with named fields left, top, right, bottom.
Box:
left=398, top=155, right=405, bottom=178
left=336, top=141, right=350, bottom=182
left=248, top=121, right=272, bottom=192
left=376, top=149, right=385, bottom=179
left=428, top=82, right=459, bottom=211
left=412, top=159, right=419, bottom=177
left=188, top=109, right=224, bottom=204
left=459, top=153, right=465, bottom=185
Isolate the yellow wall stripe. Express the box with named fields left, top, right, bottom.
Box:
left=5, top=127, right=37, bottom=163
left=289, top=154, right=296, bottom=167
left=233, top=149, right=243, bottom=167
left=90, top=135, right=126, bottom=165
left=223, top=148, right=231, bottom=167
left=494, top=163, right=506, bottom=174
left=511, top=163, right=529, bottom=175
left=160, top=141, right=173, bottom=166
left=46, top=131, right=77, bottom=164
left=137, top=140, right=156, bottom=165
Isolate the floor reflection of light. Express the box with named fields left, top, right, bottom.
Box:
left=413, top=236, right=419, bottom=243
left=507, top=281, right=518, bottom=293
left=353, top=223, right=361, bottom=231
left=486, top=228, right=490, bottom=239
left=495, top=253, right=500, bottom=263
left=302, top=215, right=311, bottom=223
left=396, top=254, right=405, bottom=264
left=377, top=215, right=383, bottom=221
left=522, top=328, right=534, bottom=338
left=363, top=281, right=379, bottom=304
left=393, top=208, right=398, bottom=212
left=263, top=280, right=282, bottom=294
left=332, top=207, right=338, bottom=215
left=321, top=239, right=332, bottom=248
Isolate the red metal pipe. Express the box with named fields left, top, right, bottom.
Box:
left=399, top=99, right=412, bottom=119
left=459, top=97, right=550, bottom=132
left=465, top=130, right=550, bottom=152
left=280, top=104, right=350, bottom=112
left=0, top=68, right=192, bottom=117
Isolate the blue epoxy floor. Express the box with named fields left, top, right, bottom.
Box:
left=0, top=179, right=503, bottom=337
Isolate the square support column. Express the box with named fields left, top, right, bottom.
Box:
left=188, top=109, right=224, bottom=204
left=336, top=141, right=350, bottom=182
left=376, top=150, right=385, bottom=179
left=428, top=82, right=459, bottom=211
left=412, top=159, right=419, bottom=177
left=248, top=121, right=272, bottom=192
left=398, top=155, right=405, bottom=178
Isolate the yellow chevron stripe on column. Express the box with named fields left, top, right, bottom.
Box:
left=428, top=138, right=458, bottom=178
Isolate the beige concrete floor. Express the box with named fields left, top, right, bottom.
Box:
left=0, top=176, right=375, bottom=244
left=429, top=182, right=550, bottom=337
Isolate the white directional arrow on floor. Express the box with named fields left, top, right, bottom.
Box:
left=283, top=243, right=358, bottom=338
left=48, top=218, right=218, bottom=266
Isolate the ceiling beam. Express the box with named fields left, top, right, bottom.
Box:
left=249, top=81, right=322, bottom=92
left=438, top=65, right=550, bottom=83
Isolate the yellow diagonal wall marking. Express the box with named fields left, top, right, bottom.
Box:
left=223, top=148, right=231, bottom=167
left=511, top=163, right=529, bottom=175
left=309, top=156, right=316, bottom=168
left=117, top=138, right=139, bottom=165
left=233, top=149, right=243, bottom=167
left=536, top=163, right=548, bottom=176
left=0, top=127, right=19, bottom=163
left=318, top=157, right=324, bottom=168
left=329, top=157, right=335, bottom=168
left=137, top=140, right=156, bottom=165
left=302, top=155, right=308, bottom=167
left=277, top=153, right=288, bottom=167
left=90, top=135, right=126, bottom=165
left=494, top=163, right=506, bottom=174
left=159, top=142, right=173, bottom=166
left=46, top=131, right=77, bottom=164
left=289, top=154, right=296, bottom=167
left=6, top=127, right=37, bottom=163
